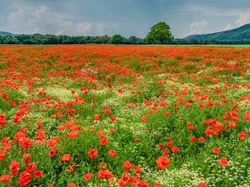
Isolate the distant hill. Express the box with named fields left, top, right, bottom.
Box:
left=185, top=24, right=250, bottom=41
left=0, top=31, right=13, bottom=36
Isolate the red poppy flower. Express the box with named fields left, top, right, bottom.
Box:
left=67, top=183, right=76, bottom=187
left=197, top=182, right=208, bottom=187
left=9, top=160, right=20, bottom=175
left=167, top=141, right=173, bottom=147
left=48, top=148, right=59, bottom=157
left=212, top=146, right=220, bottom=154
left=20, top=137, right=33, bottom=148
left=156, top=159, right=165, bottom=170
left=0, top=174, right=11, bottom=182
left=238, top=131, right=248, bottom=139
left=100, top=136, right=108, bottom=146
left=33, top=170, right=44, bottom=178
left=97, top=130, right=105, bottom=137
left=97, top=169, right=114, bottom=179
left=108, top=150, right=117, bottom=157
left=99, top=162, right=107, bottom=169
left=66, top=164, right=76, bottom=173
left=18, top=171, right=31, bottom=186
left=163, top=149, right=170, bottom=155
left=84, top=172, right=93, bottom=181
left=187, top=122, right=194, bottom=131
left=26, top=162, right=36, bottom=172
left=156, top=156, right=170, bottom=170
left=141, top=116, right=147, bottom=122
left=228, top=121, right=236, bottom=128
left=110, top=116, right=116, bottom=122
left=68, top=130, right=78, bottom=138
left=48, top=136, right=59, bottom=147
left=61, top=154, right=72, bottom=162
left=190, top=136, right=197, bottom=142
left=154, top=181, right=162, bottom=187
left=158, top=143, right=164, bottom=149
left=199, top=136, right=205, bottom=143
left=164, top=111, right=169, bottom=116
left=94, top=114, right=100, bottom=121
left=171, top=146, right=180, bottom=153
left=0, top=152, right=5, bottom=160
left=133, top=165, right=142, bottom=174
left=139, top=181, right=150, bottom=187
left=123, top=160, right=133, bottom=171
left=88, top=148, right=98, bottom=159
left=218, top=157, right=228, bottom=166
left=134, top=138, right=140, bottom=142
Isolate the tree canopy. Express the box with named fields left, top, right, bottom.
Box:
left=146, top=22, right=173, bottom=44
left=111, top=34, right=124, bottom=44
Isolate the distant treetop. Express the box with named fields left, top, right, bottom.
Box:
left=146, top=22, right=174, bottom=44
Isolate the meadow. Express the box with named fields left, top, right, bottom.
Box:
left=0, top=45, right=249, bottom=187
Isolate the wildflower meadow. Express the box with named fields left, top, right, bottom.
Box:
left=0, top=45, right=249, bottom=187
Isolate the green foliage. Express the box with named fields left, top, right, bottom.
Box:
left=129, top=59, right=141, bottom=71
left=175, top=55, right=183, bottom=60
left=127, top=36, right=145, bottom=44
left=111, top=34, right=125, bottom=44
left=43, top=34, right=59, bottom=44
left=0, top=54, right=6, bottom=60
left=0, top=35, right=19, bottom=44
left=0, top=97, right=11, bottom=113
left=157, top=58, right=180, bottom=67
left=183, top=63, right=196, bottom=70
left=86, top=54, right=100, bottom=59
left=146, top=22, right=174, bottom=44
left=0, top=62, right=10, bottom=69
left=244, top=74, right=250, bottom=80
left=16, top=34, right=33, bottom=44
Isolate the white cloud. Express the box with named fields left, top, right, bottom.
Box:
left=190, top=20, right=208, bottom=28
left=189, top=20, right=208, bottom=35
left=184, top=5, right=250, bottom=26
left=183, top=5, right=250, bottom=36
left=235, top=12, right=250, bottom=26
left=95, top=22, right=104, bottom=35
left=221, top=23, right=234, bottom=31
left=5, top=5, right=113, bottom=35
left=76, top=22, right=92, bottom=35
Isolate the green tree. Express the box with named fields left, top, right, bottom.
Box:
left=111, top=34, right=124, bottom=44
left=16, top=34, right=33, bottom=44
left=2, top=36, right=19, bottom=44
left=31, top=33, right=44, bottom=44
left=146, top=22, right=173, bottom=44
left=43, top=34, right=59, bottom=44
left=95, top=35, right=111, bottom=44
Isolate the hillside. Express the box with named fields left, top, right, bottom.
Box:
left=185, top=24, right=250, bottom=41
left=0, top=31, right=13, bottom=36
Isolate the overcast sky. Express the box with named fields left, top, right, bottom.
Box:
left=1, top=0, right=250, bottom=38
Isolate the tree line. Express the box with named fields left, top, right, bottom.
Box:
left=0, top=34, right=147, bottom=45
left=1, top=34, right=249, bottom=45
left=1, top=22, right=249, bottom=45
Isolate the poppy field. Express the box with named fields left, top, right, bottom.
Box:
left=0, top=45, right=250, bottom=187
